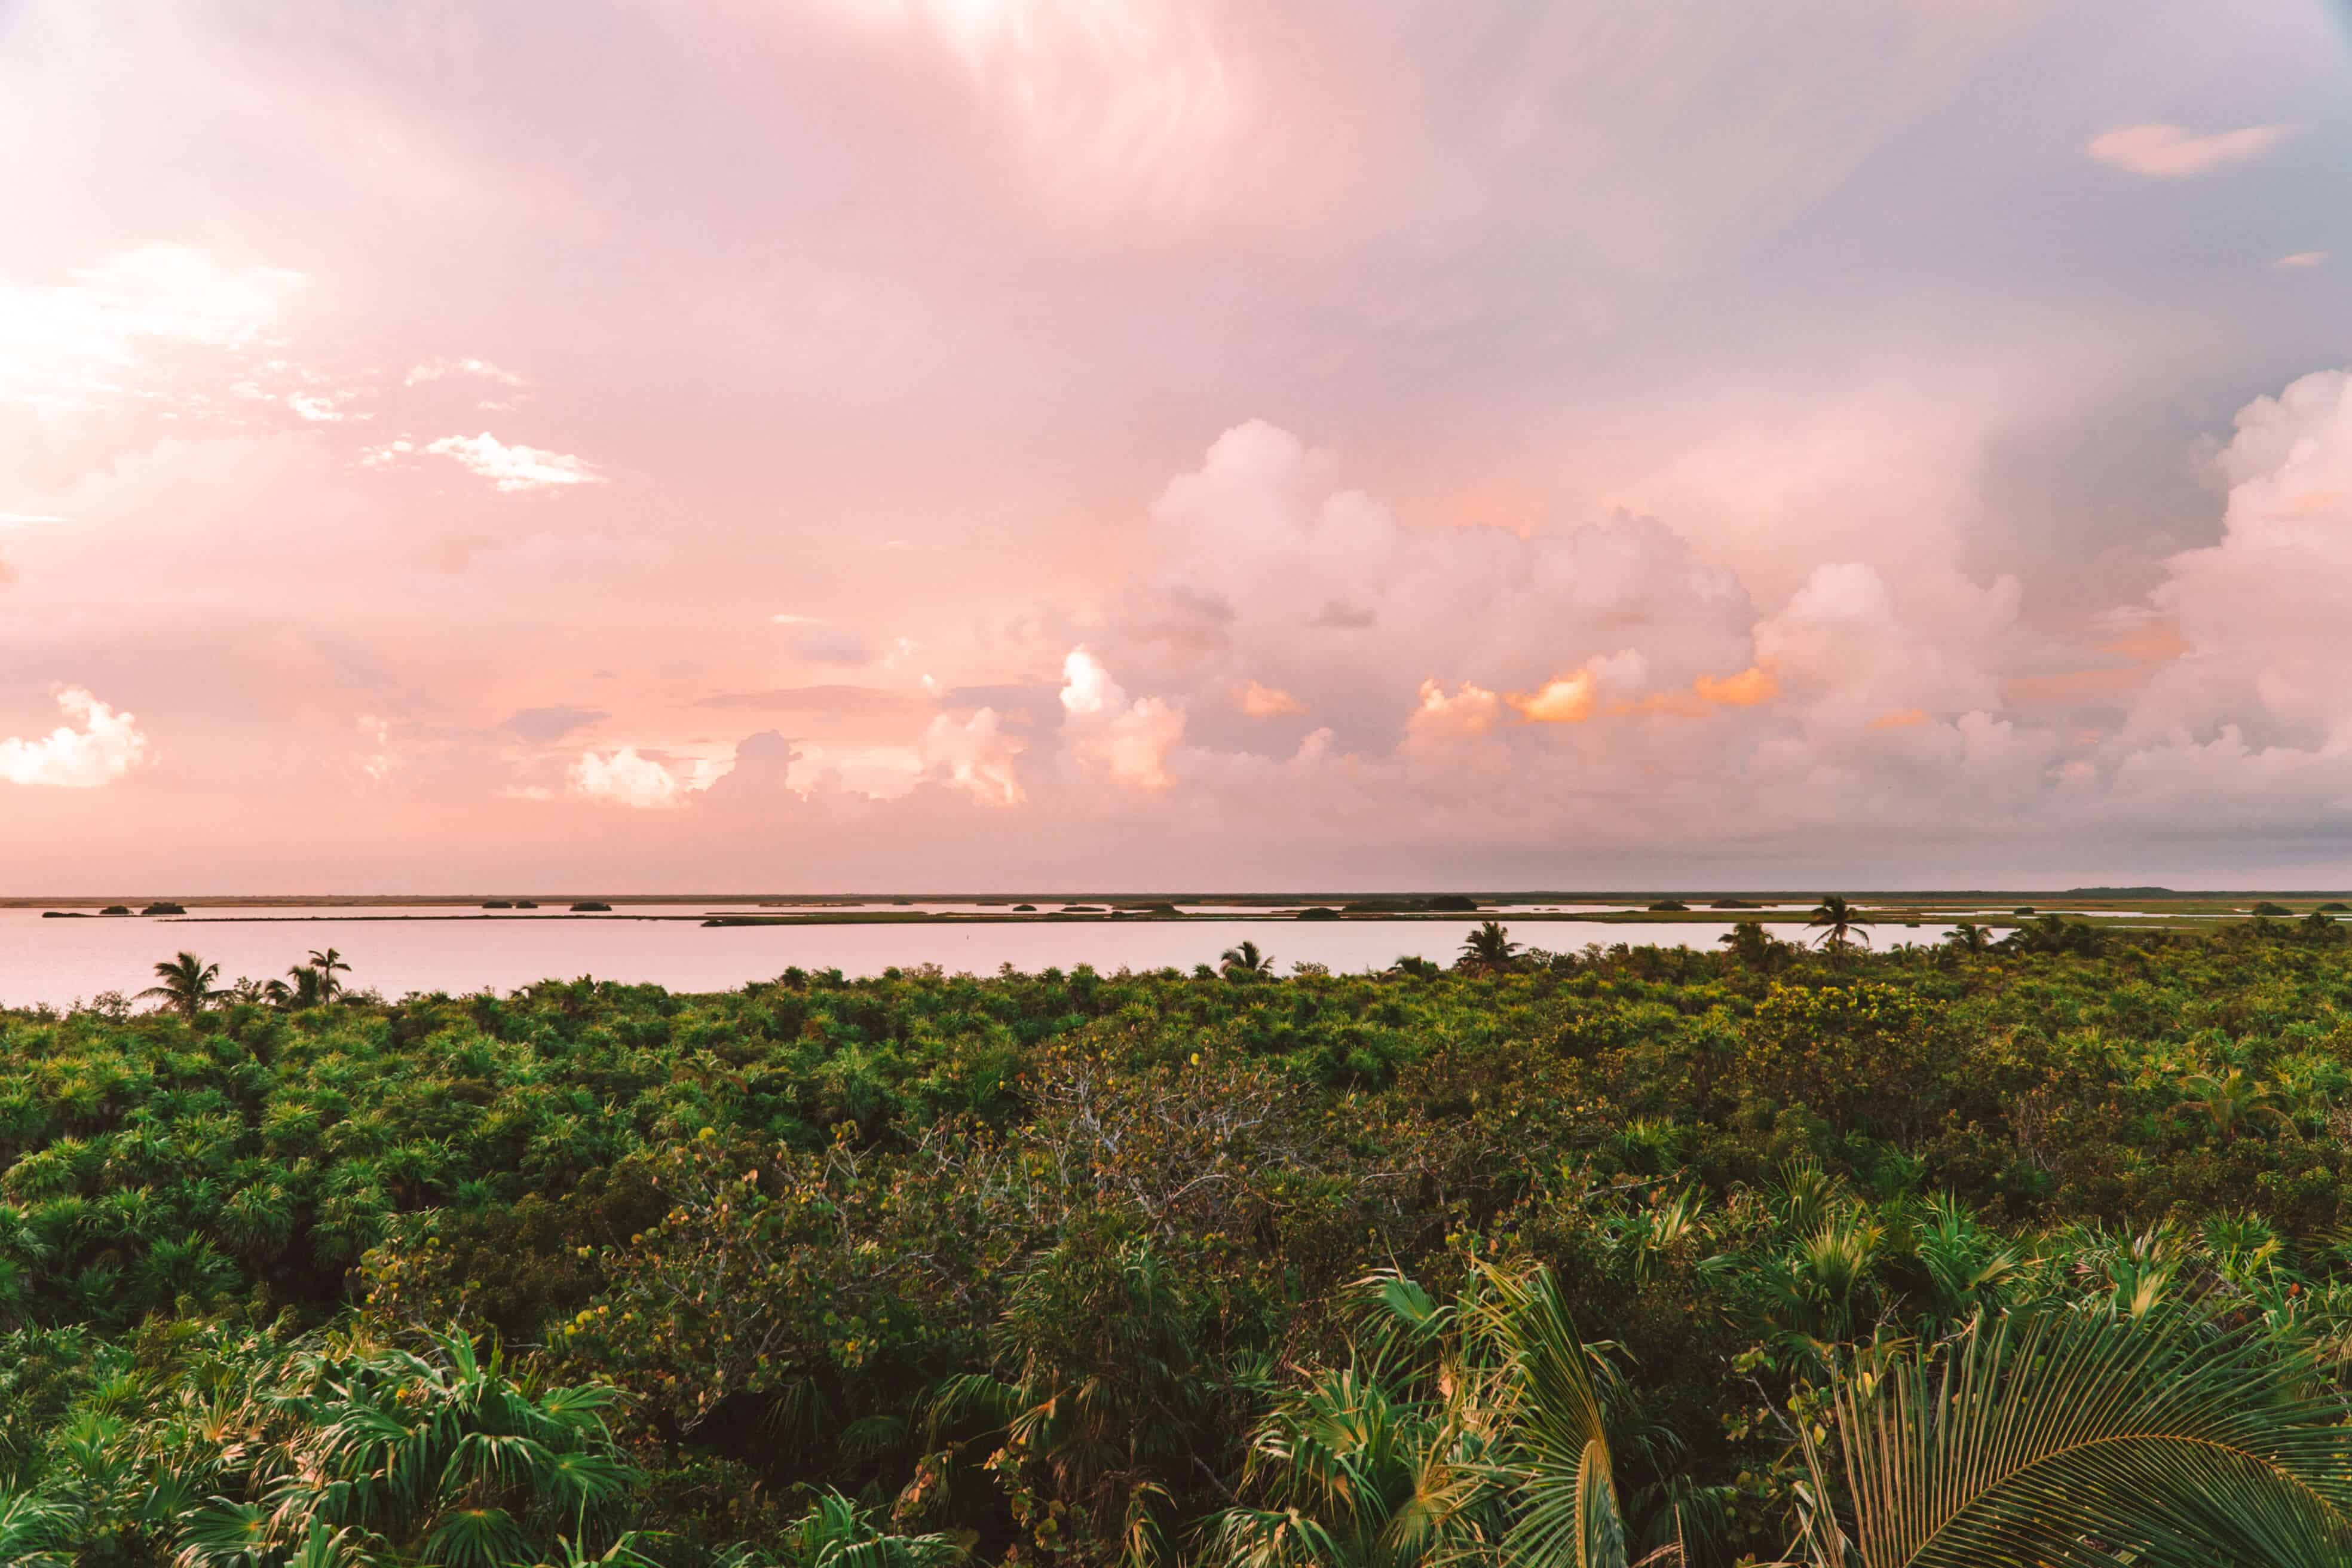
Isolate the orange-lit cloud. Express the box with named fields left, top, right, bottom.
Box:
left=1238, top=678, right=1304, bottom=717
left=1615, top=664, right=1779, bottom=718
left=1868, top=708, right=1929, bottom=730
left=1410, top=678, right=1502, bottom=737
left=1509, top=670, right=1597, bottom=724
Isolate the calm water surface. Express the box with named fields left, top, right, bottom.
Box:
left=0, top=907, right=1967, bottom=1009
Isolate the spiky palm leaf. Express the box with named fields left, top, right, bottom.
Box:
left=1475, top=1264, right=1631, bottom=1568
left=1810, top=1301, right=2352, bottom=1568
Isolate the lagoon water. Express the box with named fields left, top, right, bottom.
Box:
left=0, top=906, right=1967, bottom=1009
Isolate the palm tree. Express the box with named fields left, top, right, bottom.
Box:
left=1208, top=1263, right=1647, bottom=1568
left=1806, top=895, right=1871, bottom=954
left=1799, top=1300, right=2352, bottom=1568
left=735, top=1490, right=961, bottom=1568
left=305, top=948, right=352, bottom=1002
left=1717, top=920, right=1784, bottom=972
left=1220, top=940, right=1275, bottom=978
left=1457, top=921, right=1521, bottom=973
left=1941, top=921, right=1992, bottom=956
left=264, top=964, right=324, bottom=1010
left=2176, top=1068, right=2292, bottom=1144
left=137, top=953, right=225, bottom=1022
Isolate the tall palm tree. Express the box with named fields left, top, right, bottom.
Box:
left=1806, top=895, right=1872, bottom=954
left=1220, top=940, right=1275, bottom=978
left=263, top=965, right=324, bottom=1010
left=137, top=953, right=225, bottom=1022
left=1458, top=921, right=1522, bottom=973
left=305, top=948, right=352, bottom=1002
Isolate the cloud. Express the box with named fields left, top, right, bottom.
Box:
left=2277, top=252, right=2329, bottom=270
left=419, top=432, right=604, bottom=492
left=1407, top=678, right=1501, bottom=740
left=1115, top=420, right=1760, bottom=752
left=2125, top=368, right=2352, bottom=751
left=1614, top=663, right=1779, bottom=718
left=0, top=244, right=305, bottom=411
left=404, top=357, right=529, bottom=387
left=286, top=391, right=362, bottom=422
left=1511, top=669, right=1599, bottom=724
left=0, top=688, right=151, bottom=787
left=1238, top=678, right=1303, bottom=716
left=504, top=705, right=607, bottom=743
left=566, top=745, right=729, bottom=808
left=1060, top=648, right=1184, bottom=789
left=920, top=707, right=1025, bottom=805
left=2087, top=123, right=2291, bottom=178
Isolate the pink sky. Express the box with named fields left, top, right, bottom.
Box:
left=4, top=0, right=2352, bottom=890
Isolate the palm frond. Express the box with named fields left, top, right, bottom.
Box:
left=1817, top=1301, right=2352, bottom=1568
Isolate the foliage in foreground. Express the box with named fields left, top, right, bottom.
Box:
left=8, top=917, right=2352, bottom=1562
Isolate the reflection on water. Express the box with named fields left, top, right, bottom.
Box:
left=0, top=909, right=1963, bottom=1009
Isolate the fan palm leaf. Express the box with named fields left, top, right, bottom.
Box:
left=1812, top=1301, right=2352, bottom=1568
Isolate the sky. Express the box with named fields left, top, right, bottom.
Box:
left=2, top=0, right=2351, bottom=892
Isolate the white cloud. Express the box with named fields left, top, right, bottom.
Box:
left=0, top=688, right=151, bottom=787
left=920, top=706, right=1025, bottom=805
left=421, top=431, right=604, bottom=493
left=0, top=244, right=304, bottom=410
left=2126, top=368, right=2352, bottom=751
left=1059, top=648, right=1184, bottom=789
left=404, top=357, right=529, bottom=388
left=286, top=391, right=361, bottom=422
left=566, top=745, right=730, bottom=808
left=2087, top=123, right=2291, bottom=179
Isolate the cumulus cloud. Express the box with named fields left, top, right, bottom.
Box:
left=920, top=707, right=1025, bottom=805
left=2087, top=123, right=2291, bottom=178
left=0, top=688, right=151, bottom=787
left=1116, top=420, right=1760, bottom=751
left=566, top=746, right=729, bottom=808
left=419, top=433, right=604, bottom=492
left=1407, top=679, right=1502, bottom=740
left=2126, top=368, right=2352, bottom=752
left=1059, top=648, right=1184, bottom=789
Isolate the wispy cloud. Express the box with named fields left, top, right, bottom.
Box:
left=2087, top=123, right=2291, bottom=178
left=422, top=432, right=604, bottom=493
left=0, top=244, right=304, bottom=410
left=2277, top=251, right=2329, bottom=269
left=405, top=356, right=529, bottom=388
